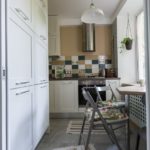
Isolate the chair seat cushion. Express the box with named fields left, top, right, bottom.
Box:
left=98, top=100, right=125, bottom=108
left=86, top=107, right=128, bottom=124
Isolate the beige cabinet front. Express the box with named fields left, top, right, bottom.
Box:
left=50, top=81, right=78, bottom=113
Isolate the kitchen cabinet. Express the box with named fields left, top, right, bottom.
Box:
left=48, top=15, right=60, bottom=56
left=33, top=0, right=48, bottom=46
left=33, top=83, right=49, bottom=148
left=7, top=12, right=33, bottom=89
left=34, top=40, right=48, bottom=84
left=7, top=87, right=33, bottom=150
left=8, top=0, right=32, bottom=28
left=106, top=79, right=121, bottom=100
left=49, top=82, right=55, bottom=113
left=49, top=80, right=78, bottom=113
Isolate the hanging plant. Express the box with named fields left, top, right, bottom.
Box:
left=121, top=37, right=133, bottom=50
left=120, top=15, right=133, bottom=51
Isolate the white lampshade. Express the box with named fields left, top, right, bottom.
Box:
left=81, top=3, right=104, bottom=24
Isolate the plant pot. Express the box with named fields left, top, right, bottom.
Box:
left=125, top=39, right=133, bottom=50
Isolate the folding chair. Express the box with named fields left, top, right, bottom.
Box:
left=78, top=87, right=129, bottom=150
left=95, top=85, right=126, bottom=109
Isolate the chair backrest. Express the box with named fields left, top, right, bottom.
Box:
left=82, top=87, right=98, bottom=109
left=95, top=85, right=117, bottom=101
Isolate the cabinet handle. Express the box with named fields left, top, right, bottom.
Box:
left=40, top=85, right=47, bottom=88
left=41, top=80, right=46, bottom=82
left=16, top=90, right=30, bottom=96
left=16, top=81, right=30, bottom=85
left=40, top=35, right=46, bottom=41
left=15, top=8, right=29, bottom=21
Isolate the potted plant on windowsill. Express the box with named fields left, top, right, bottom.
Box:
left=121, top=37, right=133, bottom=50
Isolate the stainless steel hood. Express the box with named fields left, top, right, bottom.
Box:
left=82, top=23, right=95, bottom=52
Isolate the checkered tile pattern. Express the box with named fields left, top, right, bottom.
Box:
left=49, top=55, right=112, bottom=77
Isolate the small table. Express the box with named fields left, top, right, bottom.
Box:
left=117, top=86, right=146, bottom=150
left=117, top=85, right=146, bottom=95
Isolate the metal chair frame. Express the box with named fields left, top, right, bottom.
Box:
left=78, top=87, right=129, bottom=150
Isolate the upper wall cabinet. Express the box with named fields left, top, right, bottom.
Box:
left=48, top=15, right=61, bottom=56
left=8, top=0, right=32, bottom=27
left=33, top=0, right=48, bottom=46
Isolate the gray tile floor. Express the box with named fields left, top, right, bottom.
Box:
left=36, top=119, right=145, bottom=150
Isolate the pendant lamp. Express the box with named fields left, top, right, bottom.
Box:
left=81, top=0, right=104, bottom=24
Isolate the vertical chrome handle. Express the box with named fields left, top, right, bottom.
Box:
left=15, top=8, right=29, bottom=21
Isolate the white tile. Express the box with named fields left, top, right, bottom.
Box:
left=65, top=65, right=72, bottom=70
left=105, top=64, right=112, bottom=69
left=58, top=56, right=65, bottom=61
left=92, top=65, right=99, bottom=73
left=99, top=60, right=105, bottom=64
left=98, top=55, right=106, bottom=61
left=85, top=60, right=92, bottom=64
left=79, top=65, right=85, bottom=69
left=71, top=56, right=78, bottom=64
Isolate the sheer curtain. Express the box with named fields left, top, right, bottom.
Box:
left=137, top=11, right=145, bottom=81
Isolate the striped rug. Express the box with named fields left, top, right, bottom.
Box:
left=66, top=120, right=106, bottom=135
left=53, top=144, right=96, bottom=150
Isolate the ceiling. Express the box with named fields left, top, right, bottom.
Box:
left=119, top=0, right=143, bottom=16
left=48, top=0, right=126, bottom=24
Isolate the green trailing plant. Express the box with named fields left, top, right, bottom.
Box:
left=120, top=15, right=133, bottom=53
left=120, top=37, right=133, bottom=53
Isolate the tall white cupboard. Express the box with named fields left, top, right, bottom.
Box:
left=7, top=0, right=49, bottom=150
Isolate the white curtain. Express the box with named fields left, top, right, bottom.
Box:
left=144, top=0, right=150, bottom=149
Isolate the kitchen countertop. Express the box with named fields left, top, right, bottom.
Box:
left=117, top=85, right=146, bottom=95
left=49, top=77, right=121, bottom=81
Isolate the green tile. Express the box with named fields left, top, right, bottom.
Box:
left=92, top=60, right=98, bottom=64
left=72, top=65, right=78, bottom=69
left=72, top=74, right=78, bottom=78
left=85, top=69, right=92, bottom=73
left=65, top=60, right=72, bottom=65
left=79, top=56, right=85, bottom=60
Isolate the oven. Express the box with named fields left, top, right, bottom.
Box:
left=78, top=79, right=106, bottom=107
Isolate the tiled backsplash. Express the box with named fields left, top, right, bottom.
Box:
left=49, top=55, right=112, bottom=78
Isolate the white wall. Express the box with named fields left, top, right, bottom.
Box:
left=117, top=15, right=137, bottom=84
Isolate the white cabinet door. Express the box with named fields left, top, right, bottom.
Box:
left=33, top=83, right=49, bottom=148
left=8, top=0, right=32, bottom=27
left=34, top=0, right=48, bottom=46
left=49, top=82, right=55, bottom=113
left=7, top=87, right=33, bottom=150
left=48, top=16, right=58, bottom=36
left=7, top=13, right=33, bottom=89
left=54, top=81, right=78, bottom=112
left=106, top=80, right=121, bottom=100
left=48, top=16, right=60, bottom=56
left=34, top=41, right=48, bottom=84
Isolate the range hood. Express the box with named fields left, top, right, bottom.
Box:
left=82, top=23, right=95, bottom=52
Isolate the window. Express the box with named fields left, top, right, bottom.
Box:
left=137, top=11, right=145, bottom=81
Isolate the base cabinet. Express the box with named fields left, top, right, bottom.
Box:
left=49, top=81, right=78, bottom=113
left=33, top=83, right=49, bottom=148
left=7, top=87, right=33, bottom=150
